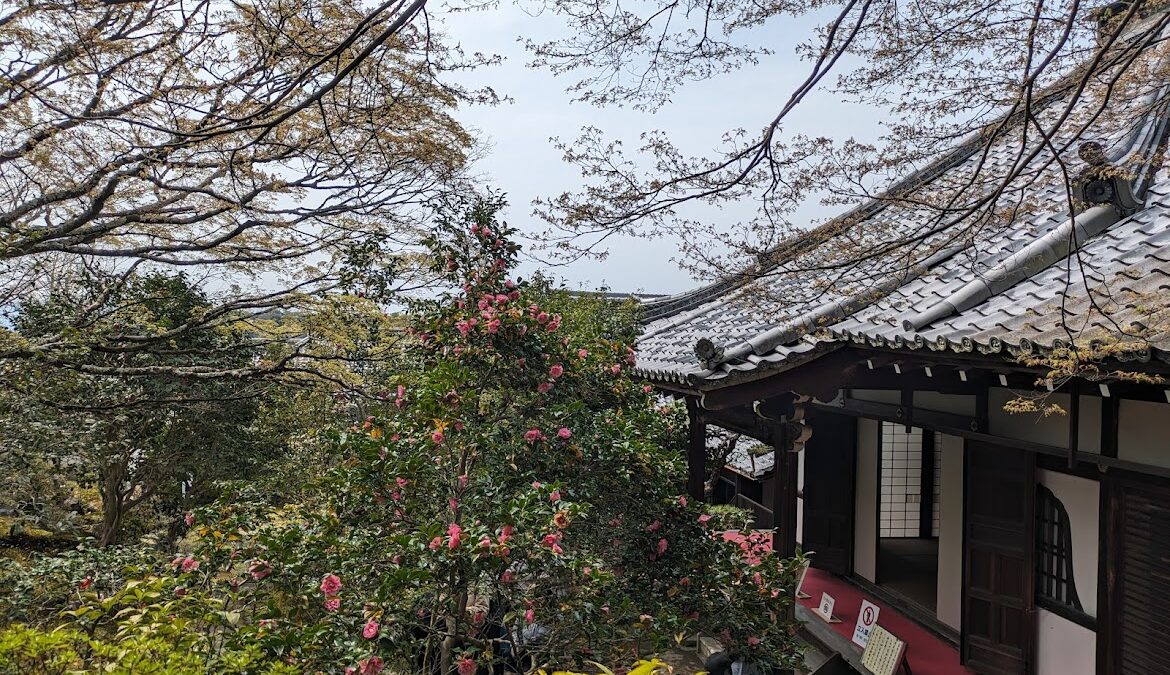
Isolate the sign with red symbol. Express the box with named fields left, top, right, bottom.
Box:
left=852, top=599, right=880, bottom=647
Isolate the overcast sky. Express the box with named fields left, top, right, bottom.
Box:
left=440, top=4, right=887, bottom=296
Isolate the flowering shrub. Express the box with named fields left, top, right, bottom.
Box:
left=2, top=197, right=806, bottom=673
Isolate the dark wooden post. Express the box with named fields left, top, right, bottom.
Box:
left=771, top=421, right=800, bottom=675
left=771, top=421, right=800, bottom=559
left=686, top=397, right=707, bottom=502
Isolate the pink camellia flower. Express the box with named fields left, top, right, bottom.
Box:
left=181, top=557, right=199, bottom=573
left=678, top=495, right=688, bottom=507
left=429, top=537, right=443, bottom=550
left=184, top=512, right=195, bottom=527
left=657, top=538, right=669, bottom=556
left=643, top=385, right=654, bottom=394
left=478, top=536, right=492, bottom=549
left=537, top=382, right=552, bottom=394
left=432, top=430, right=445, bottom=444
left=501, top=570, right=515, bottom=583
left=531, top=481, right=542, bottom=489
left=324, top=597, right=341, bottom=612
left=459, top=474, right=469, bottom=489
left=536, top=311, right=549, bottom=324
left=646, top=520, right=662, bottom=532
left=359, top=656, right=384, bottom=675
left=698, top=514, right=712, bottom=525
left=548, top=364, right=564, bottom=378
left=447, top=523, right=463, bottom=549
left=550, top=490, right=562, bottom=502
left=547, top=316, right=561, bottom=332
left=449, top=497, right=459, bottom=510
left=389, top=490, right=401, bottom=502
left=320, top=574, right=342, bottom=595
left=363, top=619, right=379, bottom=639
left=557, top=427, right=571, bottom=439
left=249, top=560, right=271, bottom=581
left=396, top=477, right=409, bottom=488
left=499, top=524, right=514, bottom=543
left=610, top=364, right=621, bottom=374
left=487, top=319, right=501, bottom=333
left=495, top=293, right=509, bottom=304
left=753, top=571, right=764, bottom=587
left=524, top=608, right=535, bottom=624
left=747, top=636, right=761, bottom=647
left=578, top=348, right=588, bottom=358
left=457, top=656, right=477, bottom=675
left=524, top=428, right=543, bottom=443
left=505, top=279, right=515, bottom=289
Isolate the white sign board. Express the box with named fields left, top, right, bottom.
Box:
left=860, top=625, right=907, bottom=675
left=795, top=560, right=811, bottom=599
left=852, top=599, right=881, bottom=647
left=814, top=592, right=840, bottom=623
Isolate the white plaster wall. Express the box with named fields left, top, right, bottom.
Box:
left=854, top=418, right=879, bottom=582
left=1037, top=469, right=1099, bottom=616
left=936, top=434, right=964, bottom=631
left=913, top=392, right=976, bottom=416
left=1118, top=399, right=1170, bottom=468
left=988, top=388, right=1070, bottom=447
left=796, top=497, right=804, bottom=546
left=796, top=451, right=804, bottom=545
left=851, top=389, right=901, bottom=404
left=1036, top=608, right=1096, bottom=675
left=1077, top=395, right=1102, bottom=454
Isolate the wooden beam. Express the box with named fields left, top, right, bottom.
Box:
left=698, top=350, right=863, bottom=409
left=685, top=397, right=706, bottom=502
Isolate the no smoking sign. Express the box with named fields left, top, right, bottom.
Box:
left=851, top=599, right=881, bottom=648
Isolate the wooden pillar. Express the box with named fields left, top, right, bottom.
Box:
left=686, top=397, right=706, bottom=502
left=771, top=421, right=800, bottom=560
left=771, top=422, right=800, bottom=675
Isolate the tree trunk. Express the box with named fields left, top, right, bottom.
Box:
left=97, top=462, right=125, bottom=547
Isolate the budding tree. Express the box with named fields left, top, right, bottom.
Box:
left=0, top=0, right=477, bottom=402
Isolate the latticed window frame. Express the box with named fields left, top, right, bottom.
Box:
left=1035, top=484, right=1093, bottom=628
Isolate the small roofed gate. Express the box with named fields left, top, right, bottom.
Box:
left=800, top=409, right=856, bottom=575
left=963, top=442, right=1036, bottom=674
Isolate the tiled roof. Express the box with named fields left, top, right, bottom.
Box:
left=636, top=64, right=1170, bottom=389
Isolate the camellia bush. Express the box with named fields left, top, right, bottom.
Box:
left=2, top=197, right=806, bottom=674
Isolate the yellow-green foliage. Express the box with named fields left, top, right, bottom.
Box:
left=0, top=624, right=299, bottom=675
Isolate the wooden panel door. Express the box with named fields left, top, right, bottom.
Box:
left=1113, top=478, right=1170, bottom=674
left=963, top=442, right=1035, bottom=674
left=801, top=409, right=856, bottom=575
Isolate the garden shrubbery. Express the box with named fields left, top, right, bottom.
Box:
left=1, top=199, right=805, bottom=674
